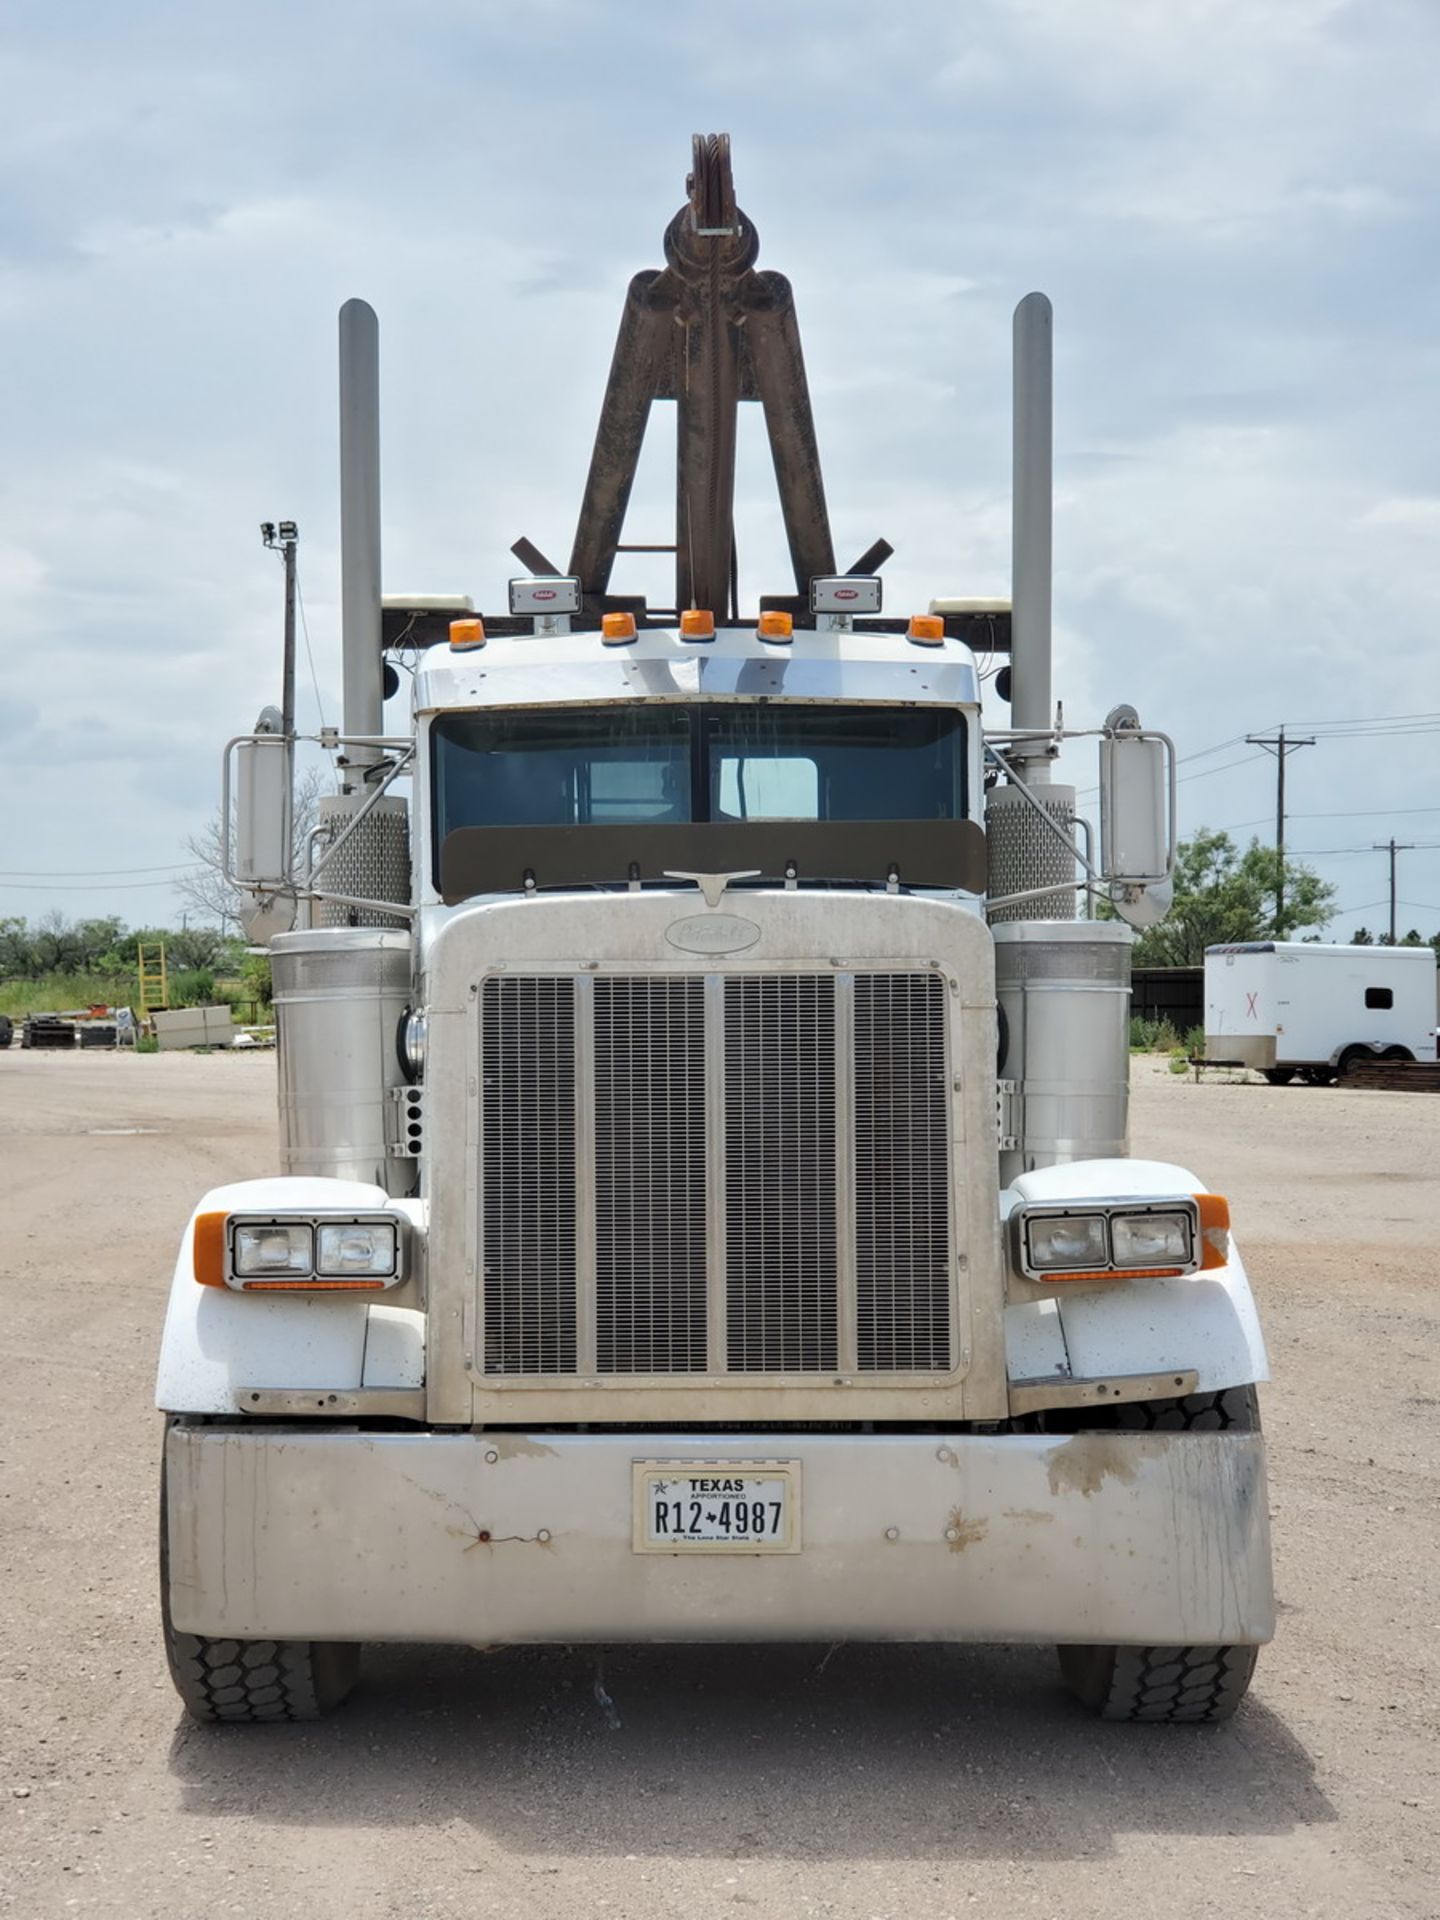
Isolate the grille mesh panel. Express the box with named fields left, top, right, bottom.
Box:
left=855, top=973, right=952, bottom=1370
left=594, top=977, right=708, bottom=1372
left=724, top=975, right=838, bottom=1372
left=482, top=977, right=576, bottom=1374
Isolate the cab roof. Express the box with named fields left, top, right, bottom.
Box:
left=413, top=623, right=983, bottom=716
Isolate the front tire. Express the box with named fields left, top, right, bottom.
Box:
left=160, top=1431, right=360, bottom=1723
left=1261, top=1067, right=1296, bottom=1086
left=1059, top=1643, right=1259, bottom=1722
left=1054, top=1386, right=1262, bottom=1722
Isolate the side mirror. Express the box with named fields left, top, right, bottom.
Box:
left=1099, top=705, right=1171, bottom=884
left=1098, top=705, right=1174, bottom=930
left=234, top=706, right=293, bottom=888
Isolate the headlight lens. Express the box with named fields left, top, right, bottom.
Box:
left=1111, top=1210, right=1193, bottom=1267
left=316, top=1221, right=398, bottom=1277
left=1025, top=1212, right=1108, bottom=1271
left=234, top=1223, right=313, bottom=1276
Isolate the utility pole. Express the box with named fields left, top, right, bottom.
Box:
left=261, top=520, right=300, bottom=737
left=1246, top=726, right=1316, bottom=934
left=1373, top=838, right=1414, bottom=945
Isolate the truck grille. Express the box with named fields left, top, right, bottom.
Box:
left=725, top=975, right=838, bottom=1372
left=481, top=971, right=952, bottom=1379
left=481, top=976, right=577, bottom=1375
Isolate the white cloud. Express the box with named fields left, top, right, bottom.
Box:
left=0, top=0, right=1438, bottom=935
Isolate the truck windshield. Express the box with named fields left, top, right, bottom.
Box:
left=432, top=704, right=968, bottom=838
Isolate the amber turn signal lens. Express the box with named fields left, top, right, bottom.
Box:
left=601, top=611, right=638, bottom=644
left=192, top=1210, right=229, bottom=1288
left=680, top=609, right=715, bottom=639
left=757, top=610, right=793, bottom=642
left=907, top=614, right=945, bottom=645
left=449, top=618, right=486, bottom=651
left=1196, top=1193, right=1231, bottom=1269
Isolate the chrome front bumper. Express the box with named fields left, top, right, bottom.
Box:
left=164, top=1424, right=1274, bottom=1647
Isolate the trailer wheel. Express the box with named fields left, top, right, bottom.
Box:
left=1261, top=1067, right=1296, bottom=1086
left=1052, top=1387, right=1261, bottom=1720
left=160, top=1437, right=360, bottom=1723
left=1058, top=1642, right=1258, bottom=1722
left=1336, top=1045, right=1371, bottom=1079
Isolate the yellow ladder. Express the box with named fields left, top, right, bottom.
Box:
left=137, top=942, right=169, bottom=1014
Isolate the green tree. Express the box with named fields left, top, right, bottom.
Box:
left=1122, top=829, right=1336, bottom=966
left=1351, top=927, right=1375, bottom=945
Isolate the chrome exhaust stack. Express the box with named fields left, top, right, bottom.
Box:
left=310, top=297, right=412, bottom=930
left=1010, top=291, right=1054, bottom=785
left=988, top=292, right=1076, bottom=923
left=338, top=297, right=384, bottom=791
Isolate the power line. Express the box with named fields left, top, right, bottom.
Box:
left=1176, top=752, right=1271, bottom=786
left=0, top=874, right=202, bottom=892
left=0, top=862, right=195, bottom=877
left=1291, top=804, right=1440, bottom=820
left=294, top=571, right=330, bottom=737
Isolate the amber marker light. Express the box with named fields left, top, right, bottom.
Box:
left=1038, top=1267, right=1187, bottom=1283
left=239, top=1278, right=387, bottom=1292
left=679, top=609, right=715, bottom=640
left=907, top=614, right=945, bottom=645
left=1196, top=1193, right=1231, bottom=1269
left=449, top=617, right=486, bottom=651
left=601, top=611, right=638, bottom=644
left=192, top=1211, right=229, bottom=1288
left=757, top=610, right=793, bottom=643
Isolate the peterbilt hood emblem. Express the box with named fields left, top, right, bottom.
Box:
left=665, top=914, right=762, bottom=955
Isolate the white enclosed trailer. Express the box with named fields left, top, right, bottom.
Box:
left=1205, top=941, right=1438, bottom=1084
left=156, top=136, right=1273, bottom=1729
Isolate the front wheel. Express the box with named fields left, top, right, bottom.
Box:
left=160, top=1434, right=360, bottom=1723
left=1261, top=1067, right=1296, bottom=1086
left=1054, top=1386, right=1262, bottom=1721
left=1059, top=1643, right=1258, bottom=1722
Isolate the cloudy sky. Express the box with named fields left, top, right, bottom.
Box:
left=2, top=0, right=1437, bottom=938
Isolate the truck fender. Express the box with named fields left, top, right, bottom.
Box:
left=155, top=1178, right=425, bottom=1414
left=1001, top=1158, right=1270, bottom=1396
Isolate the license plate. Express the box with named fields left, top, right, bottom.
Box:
left=632, top=1460, right=801, bottom=1554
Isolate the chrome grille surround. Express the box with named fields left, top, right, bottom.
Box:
left=478, top=965, right=955, bottom=1384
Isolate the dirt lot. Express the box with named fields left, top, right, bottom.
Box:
left=1, top=1051, right=1436, bottom=1919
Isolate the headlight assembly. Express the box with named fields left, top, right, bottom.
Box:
left=193, top=1212, right=407, bottom=1291
left=1014, top=1197, right=1209, bottom=1282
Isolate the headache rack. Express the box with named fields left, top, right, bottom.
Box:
left=381, top=134, right=1010, bottom=654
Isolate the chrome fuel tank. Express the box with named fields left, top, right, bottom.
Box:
left=995, top=920, right=1133, bottom=1185
left=270, top=928, right=413, bottom=1194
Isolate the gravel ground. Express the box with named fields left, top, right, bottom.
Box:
left=1, top=1050, right=1436, bottom=1919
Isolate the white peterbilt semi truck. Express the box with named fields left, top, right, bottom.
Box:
left=157, top=137, right=1273, bottom=1726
